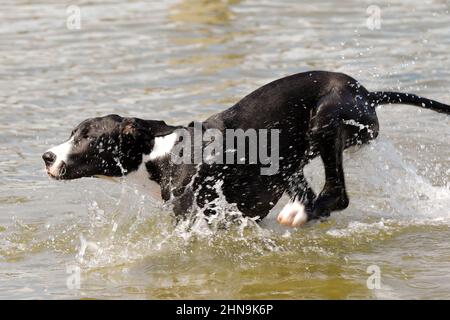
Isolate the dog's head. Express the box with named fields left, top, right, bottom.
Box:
left=42, top=114, right=178, bottom=180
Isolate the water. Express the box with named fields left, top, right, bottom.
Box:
left=0, top=0, right=449, bottom=299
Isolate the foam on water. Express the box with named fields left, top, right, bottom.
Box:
left=346, top=137, right=449, bottom=219
left=73, top=177, right=281, bottom=269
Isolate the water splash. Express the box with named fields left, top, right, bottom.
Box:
left=63, top=135, right=449, bottom=271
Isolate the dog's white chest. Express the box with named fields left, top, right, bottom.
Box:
left=122, top=160, right=162, bottom=201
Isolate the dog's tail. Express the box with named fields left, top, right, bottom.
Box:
left=369, top=91, right=450, bottom=114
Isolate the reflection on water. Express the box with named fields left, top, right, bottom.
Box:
left=0, top=0, right=449, bottom=299
left=168, top=0, right=246, bottom=75
left=169, top=0, right=241, bottom=25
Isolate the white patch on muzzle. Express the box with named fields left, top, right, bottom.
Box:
left=46, top=137, right=74, bottom=176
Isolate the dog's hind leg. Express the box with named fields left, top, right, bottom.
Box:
left=277, top=97, right=352, bottom=227
left=308, top=101, right=349, bottom=220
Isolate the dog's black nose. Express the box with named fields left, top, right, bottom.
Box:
left=42, top=151, right=56, bottom=166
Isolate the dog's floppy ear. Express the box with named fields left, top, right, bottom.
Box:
left=119, top=118, right=179, bottom=156
left=120, top=118, right=144, bottom=140
left=148, top=120, right=180, bottom=137
left=120, top=118, right=179, bottom=139
left=121, top=118, right=138, bottom=136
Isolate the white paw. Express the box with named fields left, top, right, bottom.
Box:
left=276, top=200, right=308, bottom=227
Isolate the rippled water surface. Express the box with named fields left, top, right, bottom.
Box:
left=0, top=0, right=449, bottom=299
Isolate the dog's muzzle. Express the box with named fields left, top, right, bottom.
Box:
left=42, top=151, right=66, bottom=179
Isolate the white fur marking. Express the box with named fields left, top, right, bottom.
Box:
left=121, top=154, right=162, bottom=201
left=149, top=133, right=178, bottom=160
left=46, top=137, right=74, bottom=176
left=277, top=199, right=308, bottom=227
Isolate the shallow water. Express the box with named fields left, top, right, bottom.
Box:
left=0, top=0, right=449, bottom=299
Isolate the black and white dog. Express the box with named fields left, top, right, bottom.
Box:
left=42, top=71, right=449, bottom=227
